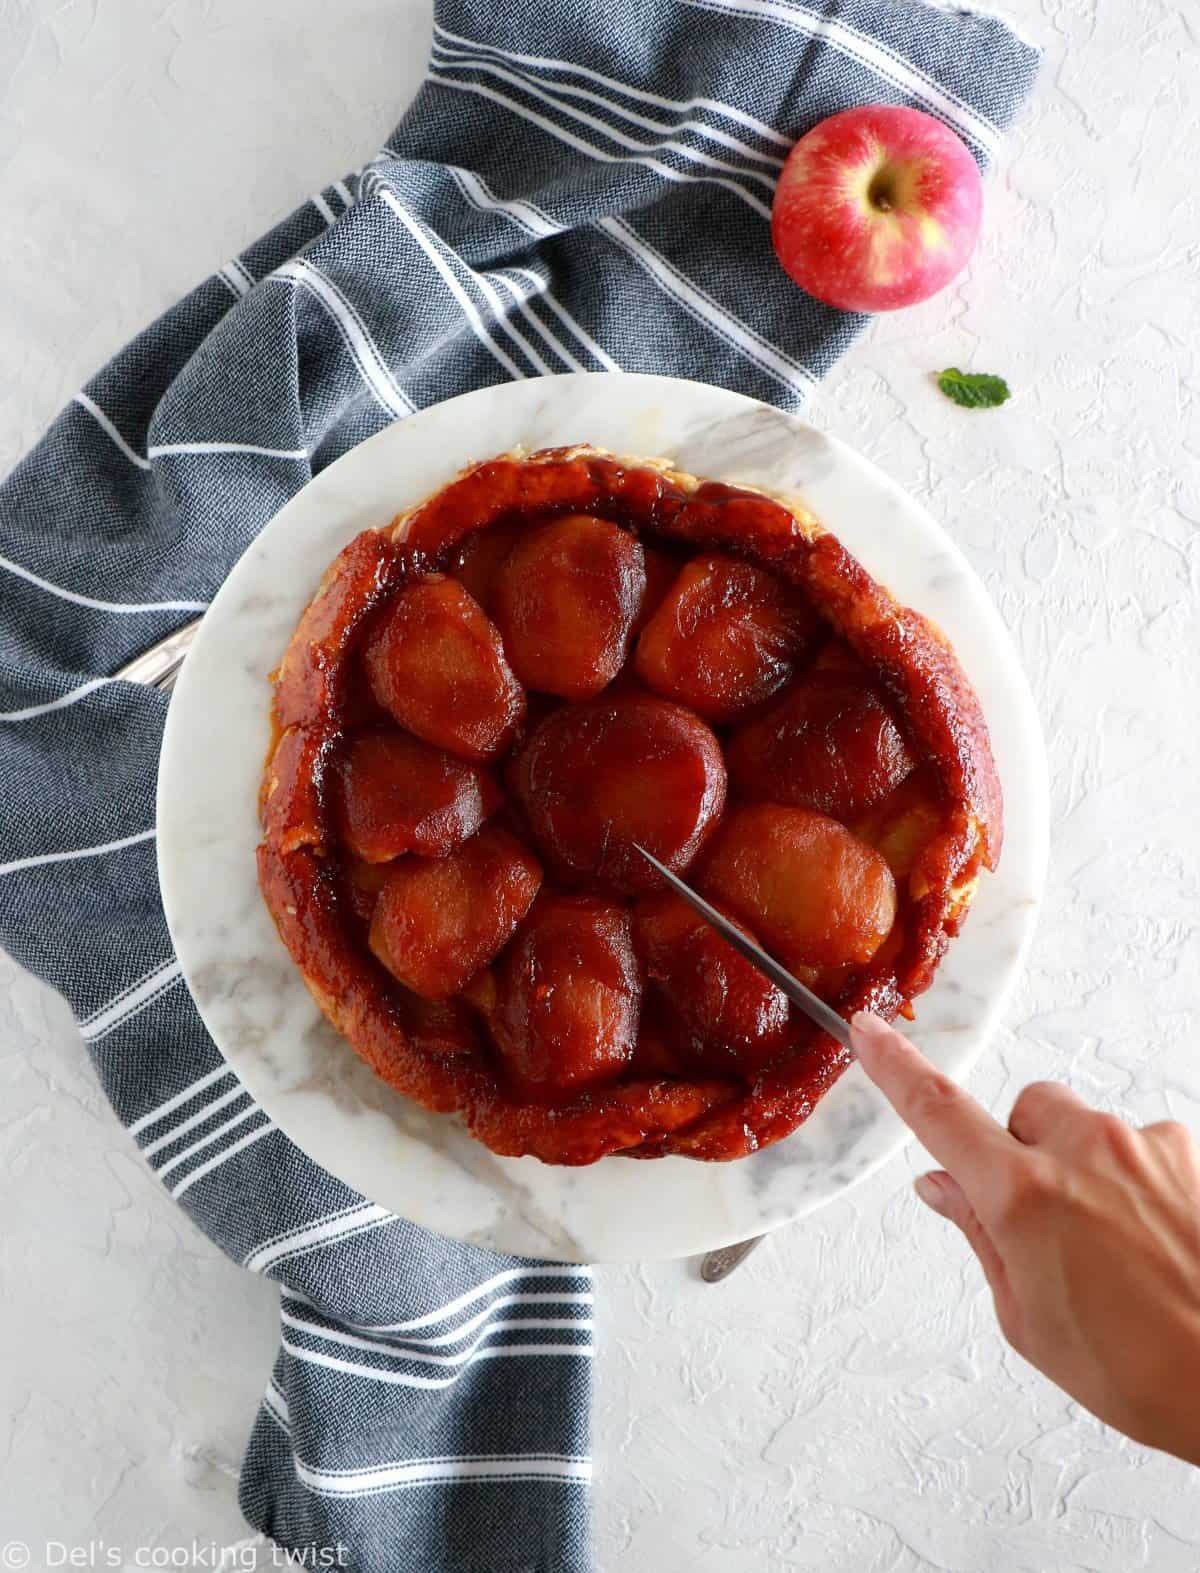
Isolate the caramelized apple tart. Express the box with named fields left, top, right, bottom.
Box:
left=257, top=446, right=1002, bottom=1165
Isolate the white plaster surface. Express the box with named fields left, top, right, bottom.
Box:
left=1, top=0, right=1198, bottom=1568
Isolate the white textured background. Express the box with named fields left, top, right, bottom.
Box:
left=2, top=1, right=1199, bottom=1567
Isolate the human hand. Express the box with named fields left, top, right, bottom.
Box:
left=850, top=1010, right=1200, bottom=1466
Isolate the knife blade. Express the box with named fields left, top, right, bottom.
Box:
left=632, top=844, right=853, bottom=1051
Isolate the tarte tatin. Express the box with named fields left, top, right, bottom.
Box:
left=258, top=446, right=1002, bottom=1165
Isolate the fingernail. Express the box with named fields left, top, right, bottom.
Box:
left=850, top=1009, right=885, bottom=1033
left=914, top=1173, right=950, bottom=1216
left=849, top=1009, right=891, bottom=1049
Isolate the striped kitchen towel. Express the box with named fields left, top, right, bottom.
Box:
left=0, top=0, right=1038, bottom=1567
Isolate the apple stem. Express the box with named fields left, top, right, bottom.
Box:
left=867, top=169, right=897, bottom=213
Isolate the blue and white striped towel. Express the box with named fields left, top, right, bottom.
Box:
left=0, top=1, right=1038, bottom=1566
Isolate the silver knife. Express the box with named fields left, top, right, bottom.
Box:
left=633, top=844, right=856, bottom=1284
left=114, top=617, right=203, bottom=692
left=633, top=845, right=853, bottom=1050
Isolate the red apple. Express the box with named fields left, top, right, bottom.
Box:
left=771, top=105, right=983, bottom=313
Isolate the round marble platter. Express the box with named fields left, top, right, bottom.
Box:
left=157, top=372, right=1048, bottom=1263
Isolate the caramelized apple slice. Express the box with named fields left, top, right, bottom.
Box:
left=728, top=672, right=915, bottom=821
left=633, top=552, right=821, bottom=721
left=449, top=521, right=523, bottom=612
left=395, top=990, right=479, bottom=1057
left=368, top=826, right=542, bottom=999
left=487, top=894, right=640, bottom=1097
left=512, top=693, right=726, bottom=894
left=852, top=766, right=946, bottom=880
left=335, top=728, right=500, bottom=863
left=363, top=576, right=525, bottom=759
left=633, top=892, right=789, bottom=1073
left=492, top=514, right=646, bottom=699
left=344, top=856, right=390, bottom=926
left=808, top=637, right=862, bottom=676
left=628, top=998, right=696, bottom=1079
left=631, top=544, right=683, bottom=633
left=700, top=804, right=896, bottom=971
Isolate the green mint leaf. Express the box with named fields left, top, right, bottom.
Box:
left=936, top=367, right=1011, bottom=409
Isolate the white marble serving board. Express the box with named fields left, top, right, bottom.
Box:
left=157, top=372, right=1048, bottom=1262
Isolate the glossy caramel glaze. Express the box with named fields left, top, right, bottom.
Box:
left=258, top=446, right=1003, bottom=1164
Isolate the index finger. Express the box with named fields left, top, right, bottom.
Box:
left=849, top=1010, right=1018, bottom=1202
